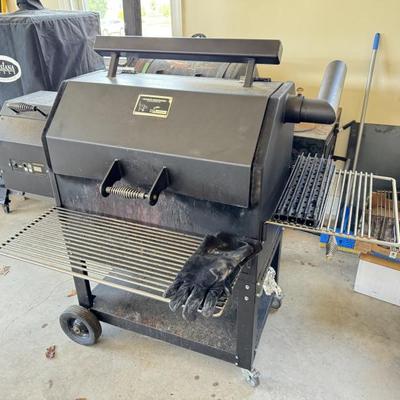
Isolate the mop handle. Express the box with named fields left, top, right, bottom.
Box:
left=372, top=33, right=381, bottom=50
left=352, top=33, right=380, bottom=171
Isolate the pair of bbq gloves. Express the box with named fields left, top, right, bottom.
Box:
left=164, top=233, right=261, bottom=321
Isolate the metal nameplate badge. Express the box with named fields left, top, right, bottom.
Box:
left=133, top=94, right=173, bottom=118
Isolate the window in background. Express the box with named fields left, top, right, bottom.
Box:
left=141, top=0, right=171, bottom=37
left=84, top=0, right=125, bottom=36
left=84, top=0, right=173, bottom=37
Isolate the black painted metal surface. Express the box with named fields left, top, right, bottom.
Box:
left=0, top=176, right=10, bottom=210
left=45, top=71, right=284, bottom=208
left=348, top=123, right=400, bottom=185
left=0, top=91, right=54, bottom=197
left=90, top=231, right=281, bottom=370
left=94, top=36, right=282, bottom=64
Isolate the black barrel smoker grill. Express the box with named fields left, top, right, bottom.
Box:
left=0, top=37, right=351, bottom=386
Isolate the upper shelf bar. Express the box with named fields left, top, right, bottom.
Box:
left=94, top=36, right=283, bottom=64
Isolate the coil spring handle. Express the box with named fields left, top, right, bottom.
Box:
left=7, top=102, right=48, bottom=117
left=99, top=159, right=169, bottom=206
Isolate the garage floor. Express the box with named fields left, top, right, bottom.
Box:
left=1, top=196, right=399, bottom=400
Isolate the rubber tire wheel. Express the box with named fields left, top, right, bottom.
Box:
left=270, top=296, right=282, bottom=310
left=59, top=305, right=102, bottom=346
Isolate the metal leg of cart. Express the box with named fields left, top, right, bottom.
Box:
left=0, top=175, right=11, bottom=214
left=71, top=259, right=94, bottom=309
left=236, top=255, right=261, bottom=386
left=236, top=234, right=283, bottom=387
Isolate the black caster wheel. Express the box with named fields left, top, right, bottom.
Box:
left=270, top=296, right=282, bottom=310
left=59, top=305, right=102, bottom=346
left=242, top=368, right=260, bottom=387
left=2, top=204, right=10, bottom=214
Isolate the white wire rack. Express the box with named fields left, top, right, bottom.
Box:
left=269, top=170, right=400, bottom=249
left=0, top=207, right=230, bottom=316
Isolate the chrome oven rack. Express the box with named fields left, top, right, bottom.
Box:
left=269, top=170, right=400, bottom=249
left=0, top=207, right=230, bottom=316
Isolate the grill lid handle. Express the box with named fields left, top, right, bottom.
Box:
left=96, top=36, right=282, bottom=84
left=99, top=159, right=170, bottom=206
left=94, top=36, right=282, bottom=65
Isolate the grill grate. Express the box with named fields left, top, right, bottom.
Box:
left=270, top=167, right=400, bottom=248
left=273, top=154, right=336, bottom=227
left=0, top=208, right=230, bottom=316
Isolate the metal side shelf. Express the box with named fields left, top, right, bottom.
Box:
left=268, top=169, right=400, bottom=249
left=0, top=207, right=229, bottom=316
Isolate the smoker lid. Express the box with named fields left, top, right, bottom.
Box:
left=45, top=71, right=282, bottom=207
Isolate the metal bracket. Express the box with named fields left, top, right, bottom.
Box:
left=99, top=159, right=170, bottom=206
left=0, top=175, right=10, bottom=213
left=243, top=58, right=256, bottom=88
left=261, top=267, right=283, bottom=299
left=147, top=167, right=170, bottom=206
left=100, top=159, right=123, bottom=197
left=107, top=51, right=121, bottom=78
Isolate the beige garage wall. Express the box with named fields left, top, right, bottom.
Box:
left=42, top=0, right=63, bottom=8
left=5, top=0, right=16, bottom=11
left=182, top=0, right=400, bottom=127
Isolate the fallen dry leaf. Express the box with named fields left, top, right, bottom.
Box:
left=0, top=266, right=10, bottom=276
left=45, top=345, right=56, bottom=359
left=67, top=290, right=77, bottom=298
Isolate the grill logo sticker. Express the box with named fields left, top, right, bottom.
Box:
left=0, top=56, right=21, bottom=83
left=133, top=95, right=173, bottom=118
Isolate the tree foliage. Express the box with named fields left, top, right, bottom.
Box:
left=87, top=0, right=108, bottom=19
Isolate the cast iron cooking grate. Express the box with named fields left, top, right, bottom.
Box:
left=0, top=208, right=231, bottom=316
left=270, top=156, right=400, bottom=249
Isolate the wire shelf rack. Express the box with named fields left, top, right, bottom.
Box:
left=0, top=207, right=230, bottom=316
left=269, top=170, right=400, bottom=249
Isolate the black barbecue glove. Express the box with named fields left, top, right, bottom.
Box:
left=164, top=232, right=261, bottom=321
